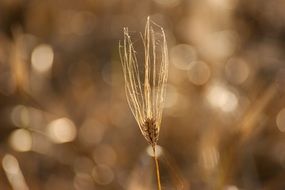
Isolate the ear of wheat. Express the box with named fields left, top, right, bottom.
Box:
left=119, top=16, right=168, bottom=190
left=119, top=16, right=168, bottom=147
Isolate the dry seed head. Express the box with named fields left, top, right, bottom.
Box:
left=119, top=17, right=168, bottom=146
left=142, top=118, right=159, bottom=145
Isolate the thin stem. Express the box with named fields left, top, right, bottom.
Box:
left=153, top=145, right=162, bottom=190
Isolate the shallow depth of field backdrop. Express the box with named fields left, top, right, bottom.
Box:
left=0, top=0, right=285, bottom=190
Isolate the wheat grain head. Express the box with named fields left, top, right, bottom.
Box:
left=119, top=17, right=168, bottom=146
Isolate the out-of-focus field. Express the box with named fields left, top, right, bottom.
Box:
left=0, top=0, right=285, bottom=189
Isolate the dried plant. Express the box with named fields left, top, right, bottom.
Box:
left=119, top=17, right=168, bottom=190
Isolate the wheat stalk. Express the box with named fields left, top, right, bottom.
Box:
left=119, top=16, right=168, bottom=190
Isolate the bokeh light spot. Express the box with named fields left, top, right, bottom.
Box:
left=2, top=154, right=20, bottom=174
left=146, top=145, right=163, bottom=157
left=47, top=118, right=77, bottom=143
left=170, top=44, right=196, bottom=70
left=187, top=61, right=211, bottom=85
left=92, top=165, right=114, bottom=185
left=10, top=105, right=29, bottom=127
left=9, top=129, right=32, bottom=152
left=201, top=30, right=238, bottom=60
left=206, top=84, right=238, bottom=112
left=31, top=44, right=54, bottom=73
left=2, top=154, right=29, bottom=190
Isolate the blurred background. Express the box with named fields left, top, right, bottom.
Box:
left=0, top=0, right=285, bottom=189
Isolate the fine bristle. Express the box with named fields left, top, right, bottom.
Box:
left=119, top=17, right=168, bottom=145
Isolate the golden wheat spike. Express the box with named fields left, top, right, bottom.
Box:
left=119, top=17, right=168, bottom=146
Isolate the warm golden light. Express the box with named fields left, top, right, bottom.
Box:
left=146, top=145, right=163, bottom=157
left=0, top=1, right=283, bottom=189
left=47, top=118, right=77, bottom=143
left=187, top=61, right=211, bottom=85
left=31, top=44, right=54, bottom=73
left=170, top=44, right=196, bottom=70
left=2, top=154, right=29, bottom=190
left=201, top=30, right=237, bottom=60
left=11, top=105, right=29, bottom=127
left=206, top=83, right=238, bottom=112
left=9, top=129, right=32, bottom=152
left=92, top=165, right=114, bottom=185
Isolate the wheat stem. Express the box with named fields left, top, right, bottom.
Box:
left=153, top=145, right=162, bottom=190
left=120, top=17, right=168, bottom=190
